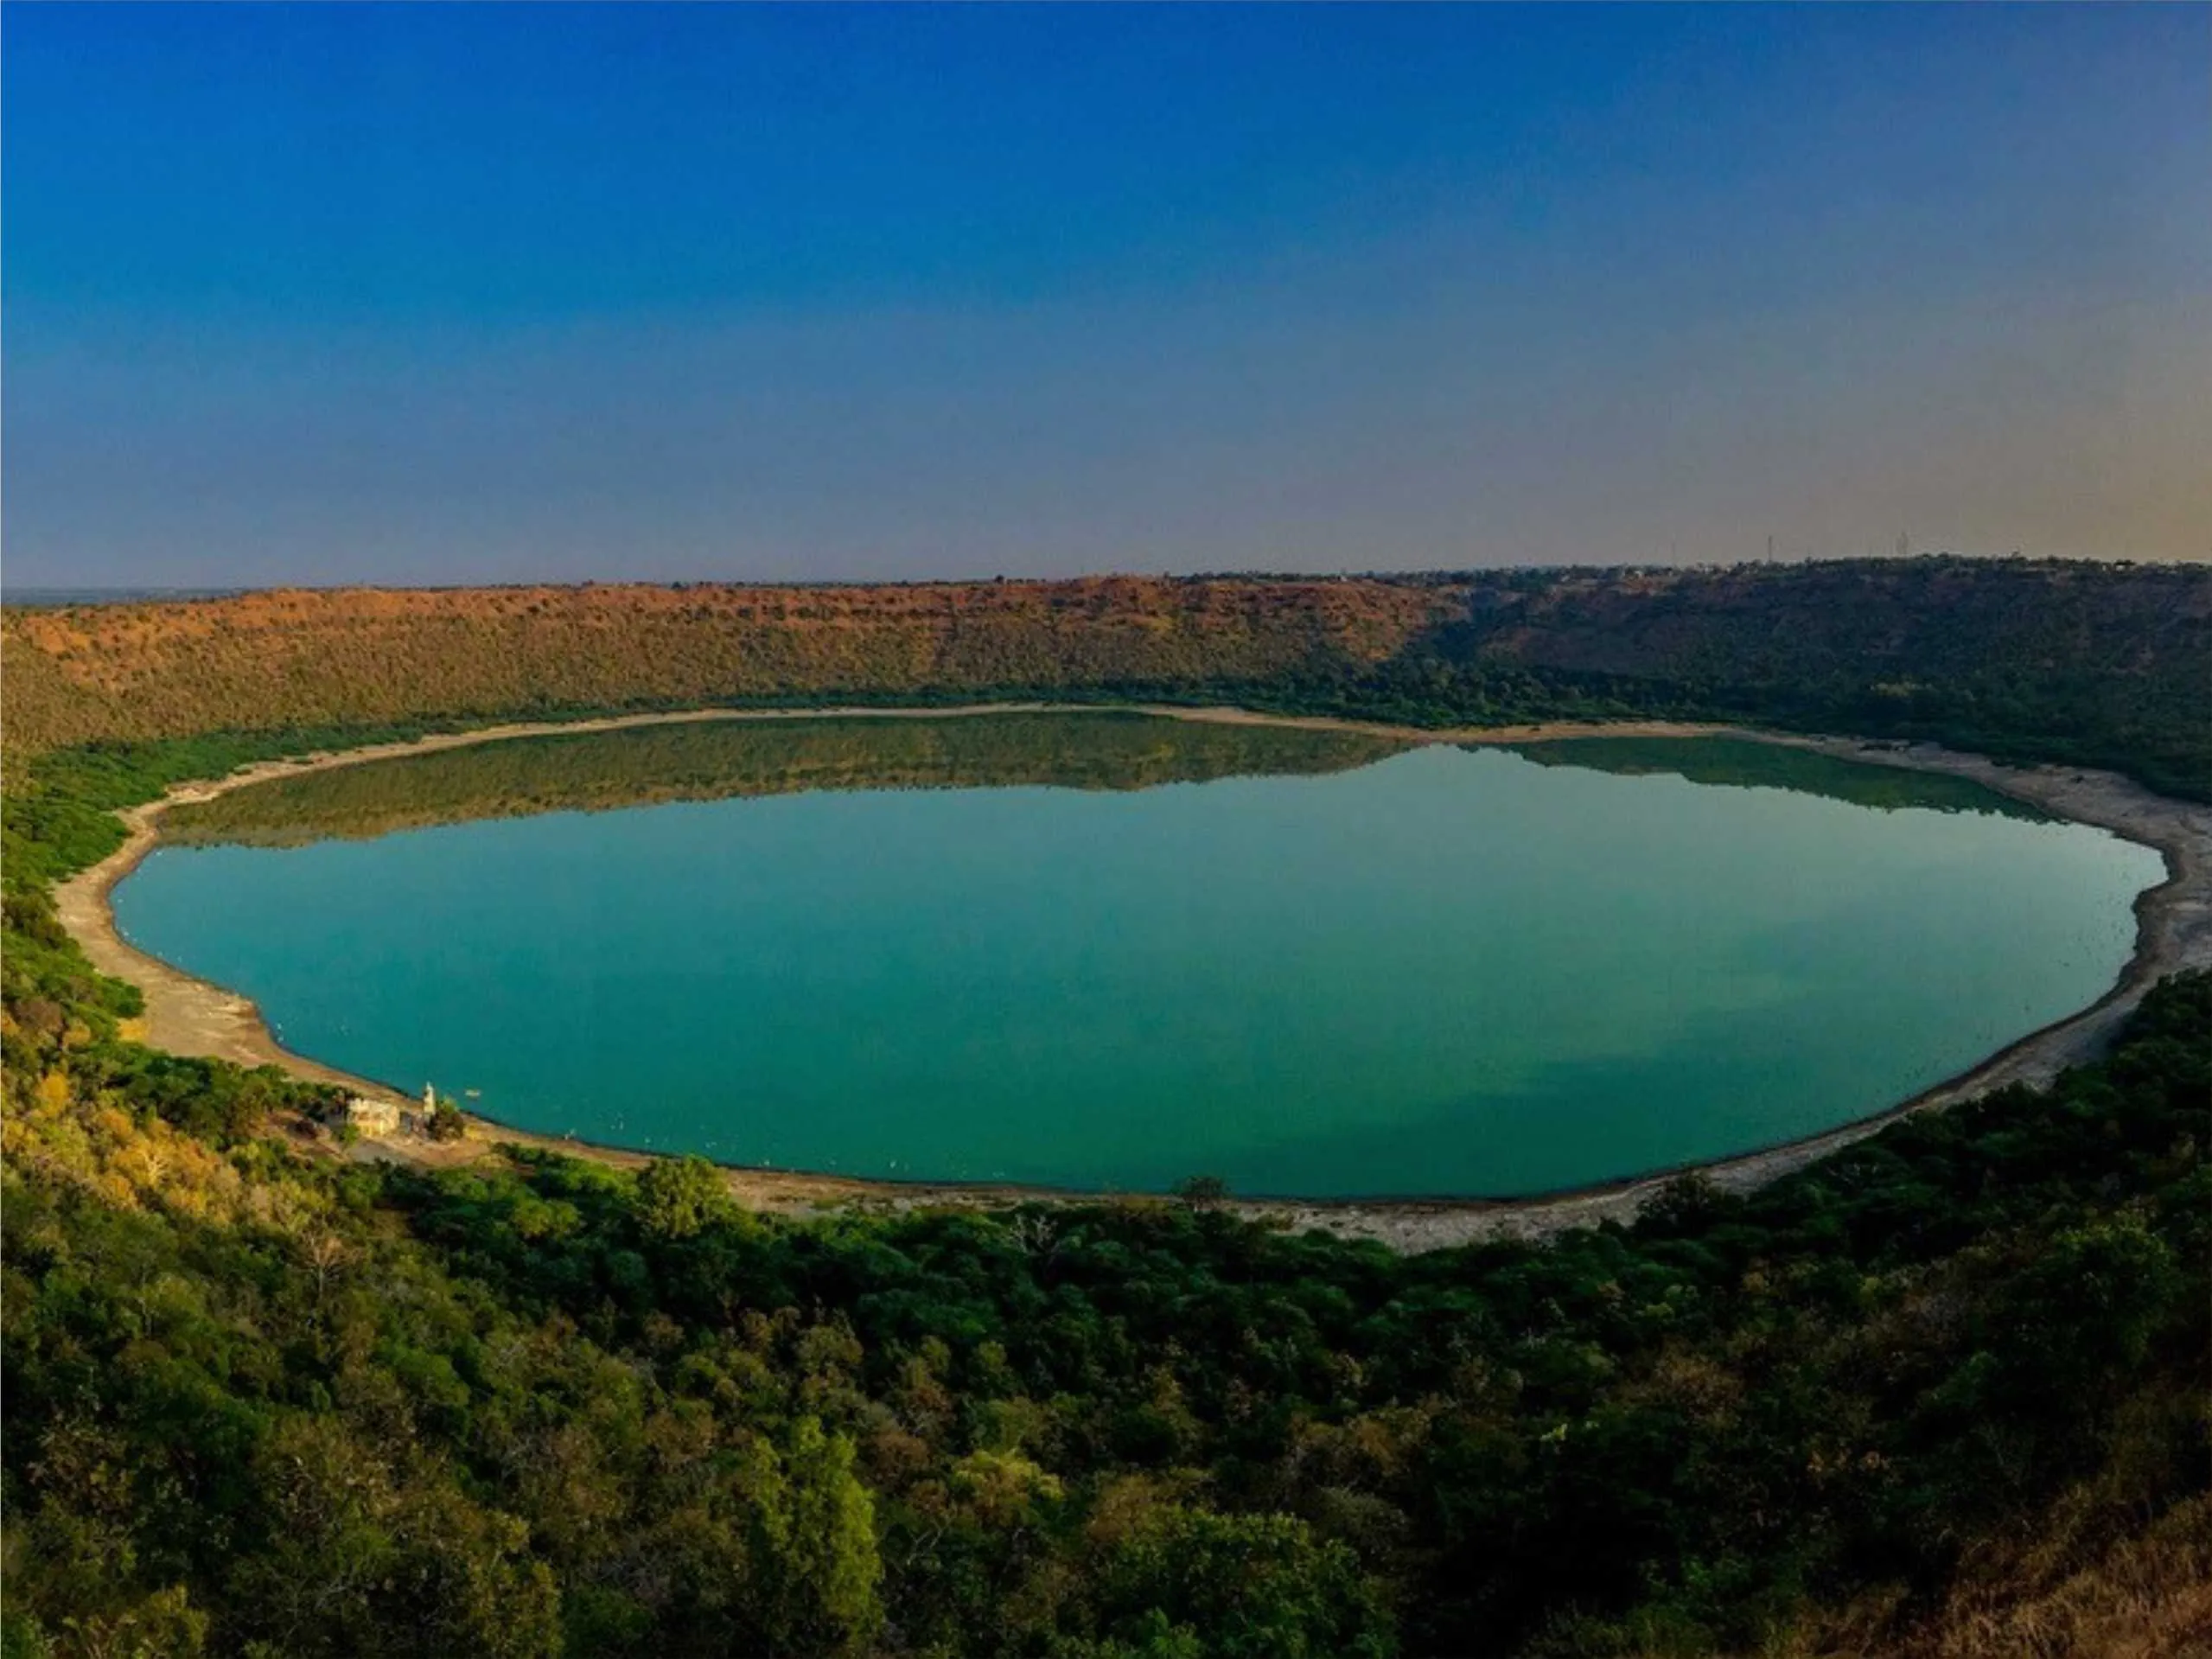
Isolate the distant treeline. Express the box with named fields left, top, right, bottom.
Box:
left=8, top=558, right=2208, bottom=797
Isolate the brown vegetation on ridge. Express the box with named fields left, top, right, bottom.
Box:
left=2, top=577, right=1458, bottom=752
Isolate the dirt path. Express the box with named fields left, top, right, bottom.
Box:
left=51, top=704, right=2212, bottom=1248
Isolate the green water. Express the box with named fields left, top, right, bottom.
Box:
left=115, top=716, right=2160, bottom=1197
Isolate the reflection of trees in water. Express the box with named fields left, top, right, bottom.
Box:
left=167, top=714, right=1411, bottom=848
left=1496, top=737, right=2044, bottom=819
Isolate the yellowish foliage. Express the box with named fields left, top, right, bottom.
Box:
left=3, top=1070, right=258, bottom=1228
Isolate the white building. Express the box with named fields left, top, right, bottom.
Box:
left=341, top=1095, right=401, bottom=1136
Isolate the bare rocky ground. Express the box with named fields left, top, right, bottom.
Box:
left=52, top=705, right=2212, bottom=1252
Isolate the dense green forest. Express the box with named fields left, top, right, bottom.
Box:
left=3, top=565, right=2209, bottom=1655
left=6, top=775, right=2209, bottom=1653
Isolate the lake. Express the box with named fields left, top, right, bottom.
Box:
left=116, top=713, right=2162, bottom=1197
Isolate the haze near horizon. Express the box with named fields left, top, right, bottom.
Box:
left=5, top=3, right=2206, bottom=590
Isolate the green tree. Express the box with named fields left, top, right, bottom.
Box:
left=427, top=1094, right=467, bottom=1142
left=1088, top=1507, right=1393, bottom=1659
left=746, top=1418, right=884, bottom=1656
left=1171, top=1175, right=1230, bottom=1210
left=634, top=1154, right=730, bottom=1240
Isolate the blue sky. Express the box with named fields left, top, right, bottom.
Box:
left=5, top=3, right=2205, bottom=586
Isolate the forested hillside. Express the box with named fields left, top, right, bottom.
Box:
left=7, top=776, right=2208, bottom=1654
left=8, top=558, right=2209, bottom=796
left=3, top=558, right=2209, bottom=1656
left=1428, top=559, right=2212, bottom=799
left=6, top=725, right=2209, bottom=1654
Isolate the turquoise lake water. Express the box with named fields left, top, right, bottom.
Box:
left=113, top=718, right=2162, bottom=1196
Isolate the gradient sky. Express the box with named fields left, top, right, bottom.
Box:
left=5, top=3, right=2206, bottom=588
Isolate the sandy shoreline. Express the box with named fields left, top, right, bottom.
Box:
left=51, top=702, right=2212, bottom=1250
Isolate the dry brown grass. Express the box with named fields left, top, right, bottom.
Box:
left=1782, top=1490, right=2212, bottom=1659
left=0, top=577, right=1464, bottom=753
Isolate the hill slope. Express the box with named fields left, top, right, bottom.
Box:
left=1436, top=558, right=2212, bottom=794
left=3, top=557, right=2209, bottom=1656
left=0, top=577, right=1452, bottom=751
left=8, top=558, right=2207, bottom=795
